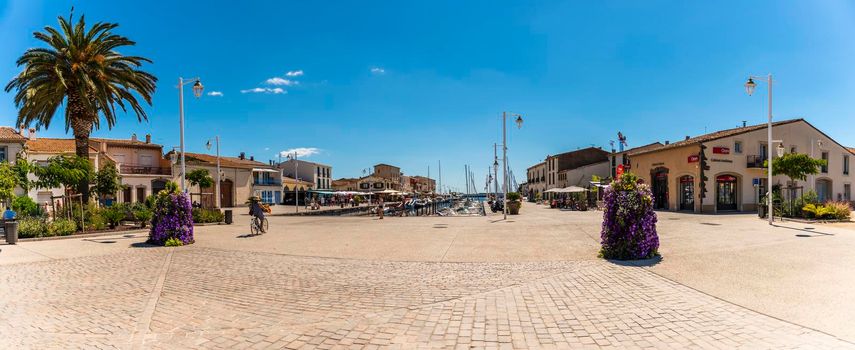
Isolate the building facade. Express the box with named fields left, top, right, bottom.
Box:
left=629, top=119, right=854, bottom=213
left=526, top=161, right=546, bottom=199
left=373, top=164, right=403, bottom=190
left=173, top=152, right=282, bottom=207
left=544, top=147, right=610, bottom=197
left=278, top=159, right=332, bottom=191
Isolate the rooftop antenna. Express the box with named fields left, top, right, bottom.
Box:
left=742, top=120, right=747, bottom=127
left=617, top=132, right=628, bottom=152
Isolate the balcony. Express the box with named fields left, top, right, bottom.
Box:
left=746, top=155, right=767, bottom=168
left=120, top=164, right=172, bottom=175
left=253, top=179, right=282, bottom=186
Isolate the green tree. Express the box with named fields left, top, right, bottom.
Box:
left=764, top=153, right=827, bottom=184
left=92, top=163, right=122, bottom=200
left=12, top=157, right=34, bottom=193
left=5, top=11, right=157, bottom=203
left=0, top=162, right=17, bottom=206
left=186, top=169, right=214, bottom=189
left=34, top=155, right=93, bottom=196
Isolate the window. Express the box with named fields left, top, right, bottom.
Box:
left=0, top=146, right=6, bottom=162
left=845, top=184, right=851, bottom=202
left=845, top=155, right=850, bottom=175
left=821, top=151, right=829, bottom=173
left=734, top=141, right=742, bottom=154
left=790, top=146, right=797, bottom=154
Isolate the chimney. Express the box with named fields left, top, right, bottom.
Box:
left=239, top=152, right=245, bottom=160
left=250, top=155, right=254, bottom=161
left=18, top=124, right=24, bottom=137
left=100, top=141, right=107, bottom=153
left=685, top=136, right=690, bottom=140
left=665, top=140, right=670, bottom=145
left=131, top=133, right=137, bottom=142
left=28, top=128, right=36, bottom=140
left=145, top=134, right=151, bottom=143
left=742, top=120, right=747, bottom=127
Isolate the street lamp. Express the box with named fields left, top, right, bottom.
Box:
left=744, top=74, right=773, bottom=225
left=287, top=152, right=299, bottom=213
left=501, top=112, right=524, bottom=220
left=205, top=136, right=221, bottom=208
left=178, top=77, right=204, bottom=193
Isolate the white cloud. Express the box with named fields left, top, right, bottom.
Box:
left=207, top=91, right=223, bottom=97
left=370, top=67, right=386, bottom=75
left=265, top=77, right=299, bottom=86
left=278, top=147, right=321, bottom=158
left=241, top=87, right=286, bottom=94
left=285, top=70, right=304, bottom=77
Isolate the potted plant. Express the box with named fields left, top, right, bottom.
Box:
left=507, top=192, right=522, bottom=215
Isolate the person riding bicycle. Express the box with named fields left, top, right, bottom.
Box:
left=248, top=196, right=266, bottom=233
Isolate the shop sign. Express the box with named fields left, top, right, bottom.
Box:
left=688, top=155, right=699, bottom=163
left=616, top=164, right=624, bottom=178
left=713, top=147, right=730, bottom=154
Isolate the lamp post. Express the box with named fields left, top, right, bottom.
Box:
left=178, top=77, right=204, bottom=193
left=287, top=152, right=299, bottom=213
left=744, top=75, right=773, bottom=225
left=205, top=136, right=221, bottom=208
left=501, top=112, right=524, bottom=220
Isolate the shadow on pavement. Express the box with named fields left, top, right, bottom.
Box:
left=236, top=233, right=261, bottom=239
left=606, top=255, right=663, bottom=267
left=130, top=242, right=160, bottom=248
left=773, top=224, right=835, bottom=237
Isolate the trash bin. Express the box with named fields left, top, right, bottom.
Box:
left=224, top=210, right=233, bottom=225
left=4, top=221, right=18, bottom=245
left=758, top=204, right=767, bottom=218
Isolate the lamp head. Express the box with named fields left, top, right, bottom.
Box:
left=744, top=78, right=756, bottom=96
left=515, top=115, right=524, bottom=129
left=192, top=80, right=204, bottom=98
left=776, top=143, right=786, bottom=157
left=205, top=140, right=212, bottom=151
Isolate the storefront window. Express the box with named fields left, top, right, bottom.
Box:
left=716, top=175, right=738, bottom=211
left=679, top=175, right=694, bottom=211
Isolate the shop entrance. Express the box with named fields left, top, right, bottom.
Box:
left=716, top=175, right=738, bottom=211
left=651, top=167, right=669, bottom=210
left=679, top=175, right=694, bottom=211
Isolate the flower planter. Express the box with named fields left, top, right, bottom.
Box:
left=508, top=201, right=521, bottom=215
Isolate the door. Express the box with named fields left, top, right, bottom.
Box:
left=816, top=179, right=832, bottom=202
left=274, top=191, right=281, bottom=205
left=716, top=175, right=738, bottom=211
left=136, top=187, right=146, bottom=203
left=679, top=175, right=694, bottom=211
left=220, top=179, right=234, bottom=207
left=652, top=168, right=669, bottom=210
left=123, top=187, right=132, bottom=203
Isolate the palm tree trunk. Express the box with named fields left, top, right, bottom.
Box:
left=70, top=112, right=94, bottom=203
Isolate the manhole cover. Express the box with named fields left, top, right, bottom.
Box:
left=700, top=222, right=721, bottom=226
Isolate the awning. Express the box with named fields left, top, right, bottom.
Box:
left=252, top=168, right=279, bottom=173
left=561, top=186, right=587, bottom=193
left=308, top=190, right=335, bottom=195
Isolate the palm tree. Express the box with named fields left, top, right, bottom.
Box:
left=5, top=10, right=157, bottom=202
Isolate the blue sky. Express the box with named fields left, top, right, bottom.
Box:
left=2, top=1, right=855, bottom=192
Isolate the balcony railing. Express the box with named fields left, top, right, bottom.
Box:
left=120, top=164, right=172, bottom=175
left=253, top=179, right=282, bottom=186
left=746, top=155, right=767, bottom=168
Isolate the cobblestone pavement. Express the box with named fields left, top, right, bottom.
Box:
left=1, top=246, right=851, bottom=349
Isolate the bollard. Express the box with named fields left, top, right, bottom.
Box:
left=224, top=209, right=233, bottom=224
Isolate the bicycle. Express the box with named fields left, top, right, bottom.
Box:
left=250, top=216, right=269, bottom=235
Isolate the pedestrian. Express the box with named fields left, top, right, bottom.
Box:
left=378, top=198, right=385, bottom=220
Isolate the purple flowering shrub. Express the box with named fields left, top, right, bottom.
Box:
left=600, top=173, right=659, bottom=260
left=148, top=182, right=194, bottom=246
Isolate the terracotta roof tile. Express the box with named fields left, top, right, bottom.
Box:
left=91, top=137, right=162, bottom=149
left=0, top=127, right=26, bottom=142
left=26, top=138, right=99, bottom=154
left=632, top=119, right=803, bottom=156
left=179, top=152, right=274, bottom=170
